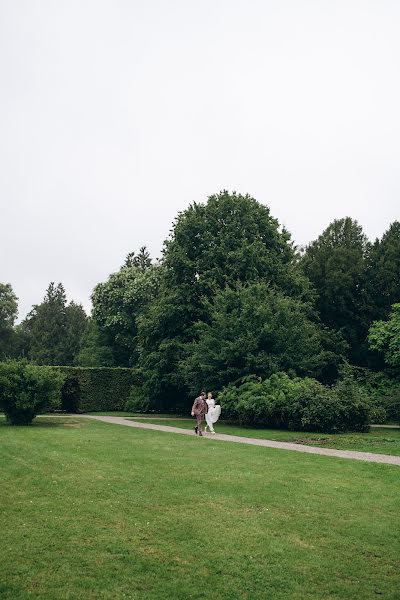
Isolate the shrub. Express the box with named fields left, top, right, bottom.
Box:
left=219, top=372, right=370, bottom=433
left=381, top=391, right=400, bottom=423
left=337, top=365, right=400, bottom=424
left=124, top=385, right=150, bottom=413
left=0, top=360, right=64, bottom=425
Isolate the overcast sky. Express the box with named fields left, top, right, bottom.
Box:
left=1, top=0, right=399, bottom=321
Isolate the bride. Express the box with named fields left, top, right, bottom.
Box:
left=204, top=391, right=221, bottom=434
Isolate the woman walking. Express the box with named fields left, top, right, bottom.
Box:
left=204, top=391, right=221, bottom=434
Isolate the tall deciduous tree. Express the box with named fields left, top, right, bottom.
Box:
left=91, top=249, right=161, bottom=366
left=137, top=191, right=322, bottom=410
left=301, top=217, right=370, bottom=365
left=0, top=283, right=18, bottom=359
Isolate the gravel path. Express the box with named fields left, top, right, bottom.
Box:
left=82, top=415, right=400, bottom=466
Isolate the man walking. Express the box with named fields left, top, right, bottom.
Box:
left=191, top=391, right=208, bottom=436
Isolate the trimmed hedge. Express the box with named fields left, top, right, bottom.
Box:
left=54, top=367, right=139, bottom=412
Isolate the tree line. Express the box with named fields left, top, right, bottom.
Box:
left=1, top=191, right=399, bottom=410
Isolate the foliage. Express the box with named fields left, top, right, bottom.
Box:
left=219, top=372, right=370, bottom=433
left=137, top=191, right=317, bottom=409
left=181, top=282, right=347, bottom=394
left=340, top=363, right=400, bottom=424
left=54, top=366, right=138, bottom=412
left=19, top=283, right=87, bottom=365
left=91, top=252, right=161, bottom=366
left=163, top=190, right=311, bottom=300
left=368, top=303, right=400, bottom=369
left=124, top=381, right=151, bottom=413
left=74, top=319, right=114, bottom=366
left=301, top=217, right=370, bottom=365
left=365, top=221, right=400, bottom=321
left=0, top=283, right=18, bottom=360
left=0, top=360, right=64, bottom=424
left=124, top=246, right=152, bottom=270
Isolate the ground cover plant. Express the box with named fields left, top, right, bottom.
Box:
left=0, top=416, right=399, bottom=599
left=127, top=417, right=400, bottom=456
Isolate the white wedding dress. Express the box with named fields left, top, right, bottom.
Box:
left=205, top=398, right=221, bottom=433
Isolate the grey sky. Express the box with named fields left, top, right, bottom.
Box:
left=1, top=0, right=399, bottom=321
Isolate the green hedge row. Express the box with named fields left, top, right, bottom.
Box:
left=54, top=367, right=139, bottom=412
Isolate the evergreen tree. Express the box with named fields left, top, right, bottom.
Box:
left=365, top=221, right=400, bottom=321
left=124, top=246, right=152, bottom=271
left=20, top=283, right=87, bottom=365
left=301, top=217, right=370, bottom=365
left=64, top=301, right=88, bottom=364
left=181, top=282, right=347, bottom=394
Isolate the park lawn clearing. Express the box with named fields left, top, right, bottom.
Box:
left=127, top=417, right=400, bottom=456
left=0, top=417, right=399, bottom=600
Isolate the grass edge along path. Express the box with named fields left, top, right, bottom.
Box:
left=124, top=417, right=400, bottom=457
left=81, top=415, right=400, bottom=466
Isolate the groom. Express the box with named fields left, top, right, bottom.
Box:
left=191, top=391, right=208, bottom=436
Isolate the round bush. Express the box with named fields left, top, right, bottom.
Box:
left=0, top=361, right=64, bottom=425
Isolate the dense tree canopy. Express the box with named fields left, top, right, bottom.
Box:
left=1, top=191, right=399, bottom=417
left=365, top=221, right=400, bottom=321
left=181, top=282, right=347, bottom=394
left=91, top=249, right=161, bottom=366
left=20, top=283, right=87, bottom=365
left=368, top=303, right=400, bottom=369
left=75, top=319, right=114, bottom=367
left=301, top=217, right=370, bottom=365
left=0, top=283, right=18, bottom=360
left=163, top=190, right=312, bottom=301
left=137, top=191, right=326, bottom=409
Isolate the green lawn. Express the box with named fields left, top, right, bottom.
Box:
left=127, top=417, right=400, bottom=456
left=1, top=416, right=399, bottom=599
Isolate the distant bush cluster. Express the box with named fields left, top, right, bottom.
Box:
left=219, top=372, right=373, bottom=433
left=0, top=363, right=138, bottom=424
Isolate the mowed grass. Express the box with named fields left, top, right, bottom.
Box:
left=127, top=417, right=400, bottom=456
left=0, top=417, right=399, bottom=600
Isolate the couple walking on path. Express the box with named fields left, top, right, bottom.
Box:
left=191, top=391, right=221, bottom=436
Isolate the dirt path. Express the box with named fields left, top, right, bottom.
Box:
left=79, top=415, right=400, bottom=466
